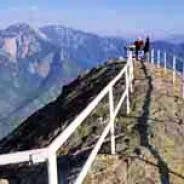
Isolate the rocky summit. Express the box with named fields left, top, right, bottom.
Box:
left=85, top=60, right=184, bottom=184
left=0, top=58, right=183, bottom=184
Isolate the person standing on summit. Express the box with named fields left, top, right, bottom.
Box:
left=143, top=36, right=150, bottom=62
left=134, top=37, right=144, bottom=60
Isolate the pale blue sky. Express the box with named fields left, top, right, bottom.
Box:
left=0, top=0, right=184, bottom=39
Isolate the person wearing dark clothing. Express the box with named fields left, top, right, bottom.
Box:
left=143, top=36, right=150, bottom=61
left=134, top=37, right=144, bottom=60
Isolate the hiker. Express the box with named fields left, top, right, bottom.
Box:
left=134, top=37, right=144, bottom=60
left=143, top=36, right=150, bottom=62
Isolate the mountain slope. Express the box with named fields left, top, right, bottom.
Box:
left=0, top=23, right=127, bottom=139
left=0, top=59, right=126, bottom=153
left=40, top=25, right=126, bottom=68
left=0, top=23, right=65, bottom=139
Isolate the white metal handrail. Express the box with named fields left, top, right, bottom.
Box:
left=150, top=49, right=184, bottom=98
left=0, top=148, right=47, bottom=165
left=0, top=52, right=134, bottom=184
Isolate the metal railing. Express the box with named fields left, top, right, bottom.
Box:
left=0, top=52, right=134, bottom=184
left=150, top=49, right=184, bottom=98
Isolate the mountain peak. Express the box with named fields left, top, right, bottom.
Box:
left=6, top=23, right=33, bottom=31
left=0, top=23, right=38, bottom=40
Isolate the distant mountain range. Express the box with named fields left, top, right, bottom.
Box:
left=0, top=22, right=184, bottom=139
left=0, top=23, right=127, bottom=139
left=165, top=34, right=184, bottom=44
left=40, top=25, right=127, bottom=68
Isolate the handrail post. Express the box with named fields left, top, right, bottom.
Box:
left=157, top=50, right=160, bottom=68
left=131, top=51, right=134, bottom=82
left=164, top=52, right=167, bottom=73
left=126, top=48, right=129, bottom=59
left=151, top=49, right=154, bottom=64
left=182, top=61, right=184, bottom=99
left=128, top=51, right=133, bottom=93
left=109, top=86, right=115, bottom=155
left=147, top=50, right=151, bottom=63
left=173, top=56, right=176, bottom=84
left=47, top=152, right=58, bottom=184
left=125, top=68, right=130, bottom=114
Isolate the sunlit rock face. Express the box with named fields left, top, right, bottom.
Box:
left=3, top=37, right=17, bottom=61
left=0, top=24, right=64, bottom=139
left=36, top=61, right=51, bottom=78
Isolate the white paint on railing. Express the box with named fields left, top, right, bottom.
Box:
left=164, top=52, right=167, bottom=73
left=173, top=56, right=176, bottom=84
left=47, top=152, right=58, bottom=184
left=109, top=86, right=115, bottom=155
left=157, top=50, right=161, bottom=67
left=48, top=68, right=128, bottom=153
left=0, top=148, right=47, bottom=166
left=151, top=49, right=154, bottom=64
left=129, top=51, right=134, bottom=92
left=183, top=62, right=184, bottom=99
left=74, top=122, right=111, bottom=184
left=48, top=54, right=133, bottom=184
left=114, top=86, right=127, bottom=118
left=125, top=69, right=130, bottom=114
left=131, top=55, right=134, bottom=82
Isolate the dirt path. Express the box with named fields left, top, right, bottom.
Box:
left=85, top=60, right=184, bottom=184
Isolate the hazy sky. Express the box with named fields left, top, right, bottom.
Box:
left=0, top=0, right=184, bottom=39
